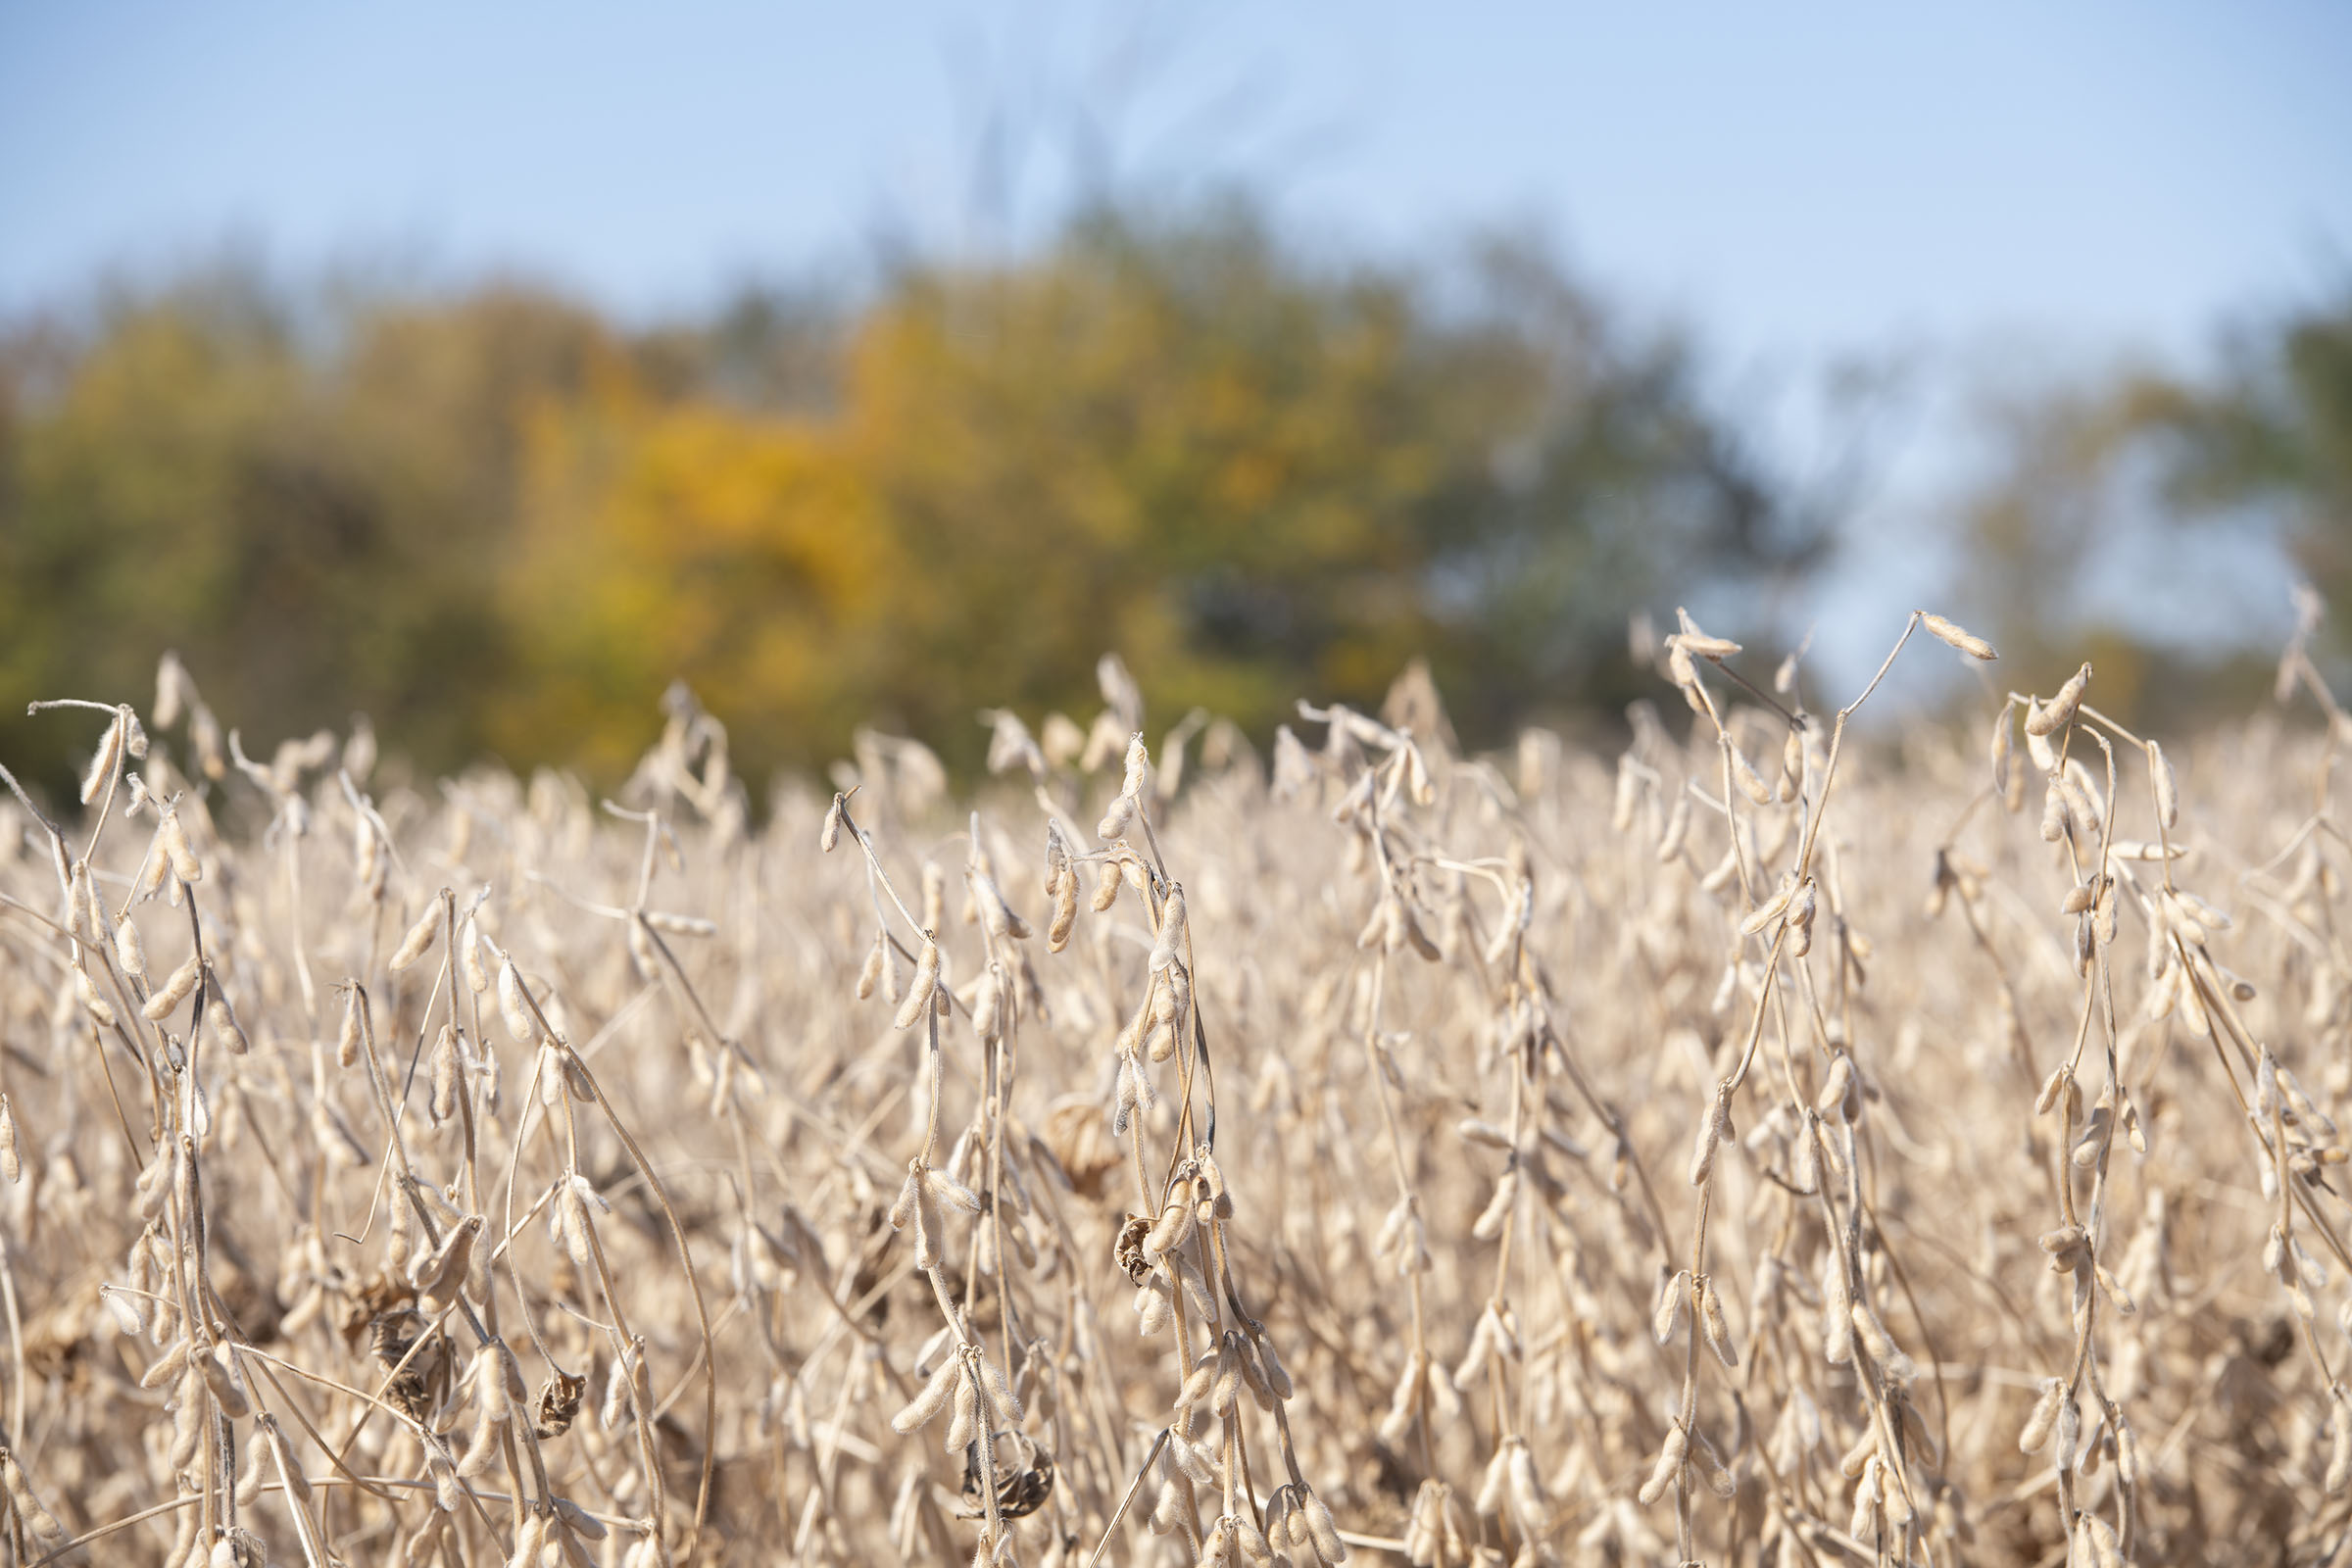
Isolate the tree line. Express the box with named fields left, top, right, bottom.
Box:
left=2, top=202, right=2342, bottom=799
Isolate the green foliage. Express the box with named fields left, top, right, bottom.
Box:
left=0, top=276, right=617, bottom=794
left=1957, top=287, right=2352, bottom=718
left=2140, top=294, right=2352, bottom=609
left=1, top=209, right=1816, bottom=795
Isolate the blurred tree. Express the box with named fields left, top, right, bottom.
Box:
left=833, top=207, right=1464, bottom=751
left=2137, top=292, right=2352, bottom=619
left=633, top=284, right=844, bottom=415
left=3, top=204, right=1826, bottom=794
left=1957, top=288, right=2350, bottom=719
left=0, top=275, right=618, bottom=795
left=501, top=391, right=898, bottom=782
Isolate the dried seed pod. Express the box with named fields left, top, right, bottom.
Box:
left=1822, top=1258, right=1856, bottom=1365
left=940, top=1365, right=984, bottom=1458
left=1689, top=1425, right=1738, bottom=1501
left=461, top=916, right=489, bottom=995
left=642, top=910, right=715, bottom=940
left=472, top=1344, right=515, bottom=1421
left=1165, top=1427, right=1217, bottom=1494
left=202, top=1341, right=251, bottom=1418
left=1817, top=1053, right=1855, bottom=1119
left=1836, top=1424, right=1879, bottom=1480
left=1377, top=1349, right=1425, bottom=1444
left=1921, top=612, right=1997, bottom=661
left=1504, top=1438, right=1553, bottom=1538
left=412, top=1214, right=482, bottom=1306
left=1150, top=889, right=1187, bottom=972
left=820, top=794, right=845, bottom=853
left=1451, top=1305, right=1500, bottom=1391
left=390, top=901, right=442, bottom=971
left=2149, top=739, right=2178, bottom=830
left=167, top=1365, right=207, bottom=1469
left=1786, top=877, right=1817, bottom=956
left=2027, top=662, right=2092, bottom=736
left=62, top=859, right=97, bottom=944
left=1637, top=1420, right=1690, bottom=1505
left=1048, top=865, right=1078, bottom=951
left=1457, top=1117, right=1512, bottom=1150
left=80, top=711, right=125, bottom=805
left=507, top=1514, right=556, bottom=1568
left=0, top=1453, right=65, bottom=1544
left=74, top=961, right=117, bottom=1028
left=977, top=1346, right=1022, bottom=1424
left=894, top=936, right=940, bottom=1029
left=1678, top=630, right=1742, bottom=661
left=425, top=1024, right=461, bottom=1123
left=1099, top=787, right=1140, bottom=844
left=1091, top=858, right=1124, bottom=914
left=1667, top=639, right=1700, bottom=690
left=1232, top=1514, right=1276, bottom=1568
left=1689, top=1091, right=1731, bottom=1186
left=599, top=1343, right=636, bottom=1431
left=972, top=871, right=1031, bottom=941
left=1653, top=1270, right=1690, bottom=1344
left=1143, top=1196, right=1196, bottom=1260
left=162, top=808, right=204, bottom=884
left=336, top=988, right=365, bottom=1066
left=1791, top=1115, right=1822, bottom=1193
left=2279, top=1064, right=2337, bottom=1138
left=2040, top=778, right=2071, bottom=844
left=1699, top=1278, right=1739, bottom=1367
left=2073, top=1510, right=2119, bottom=1568
left=1657, top=794, right=1691, bottom=861
left=1610, top=754, right=1640, bottom=833
left=1850, top=1301, right=1913, bottom=1379
left=1731, top=745, right=1774, bottom=806
left=1475, top=1445, right=1511, bottom=1517
left=2020, top=718, right=2063, bottom=787
left=856, top=933, right=885, bottom=1000
left=1740, top=876, right=1797, bottom=938
left=2019, top=1378, right=2065, bottom=1453
left=1253, top=1332, right=1296, bottom=1401
left=1470, top=1168, right=1518, bottom=1241
left=144, top=953, right=202, bottom=1021
left=497, top=956, right=538, bottom=1044
left=2059, top=763, right=2104, bottom=840
left=1298, top=1490, right=1346, bottom=1566
left=557, top=1180, right=595, bottom=1269
left=112, top=913, right=147, bottom=978
left=142, top=1334, right=194, bottom=1390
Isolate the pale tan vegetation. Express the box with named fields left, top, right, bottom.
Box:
left=2, top=612, right=2350, bottom=1568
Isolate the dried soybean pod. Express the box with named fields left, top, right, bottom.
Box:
left=2149, top=739, right=2179, bottom=831
left=390, top=899, right=442, bottom=971
left=1921, top=612, right=1997, bottom=661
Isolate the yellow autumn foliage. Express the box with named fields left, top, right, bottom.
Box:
left=503, top=390, right=898, bottom=780
left=2, top=211, right=1822, bottom=792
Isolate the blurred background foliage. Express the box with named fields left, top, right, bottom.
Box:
left=1, top=200, right=2346, bottom=799
left=1957, top=284, right=2352, bottom=711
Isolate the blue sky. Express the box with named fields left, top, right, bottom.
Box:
left=6, top=2, right=2345, bottom=361
left=4, top=0, right=2347, bottom=680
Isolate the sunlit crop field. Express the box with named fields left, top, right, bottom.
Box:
left=2, top=614, right=2346, bottom=1567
